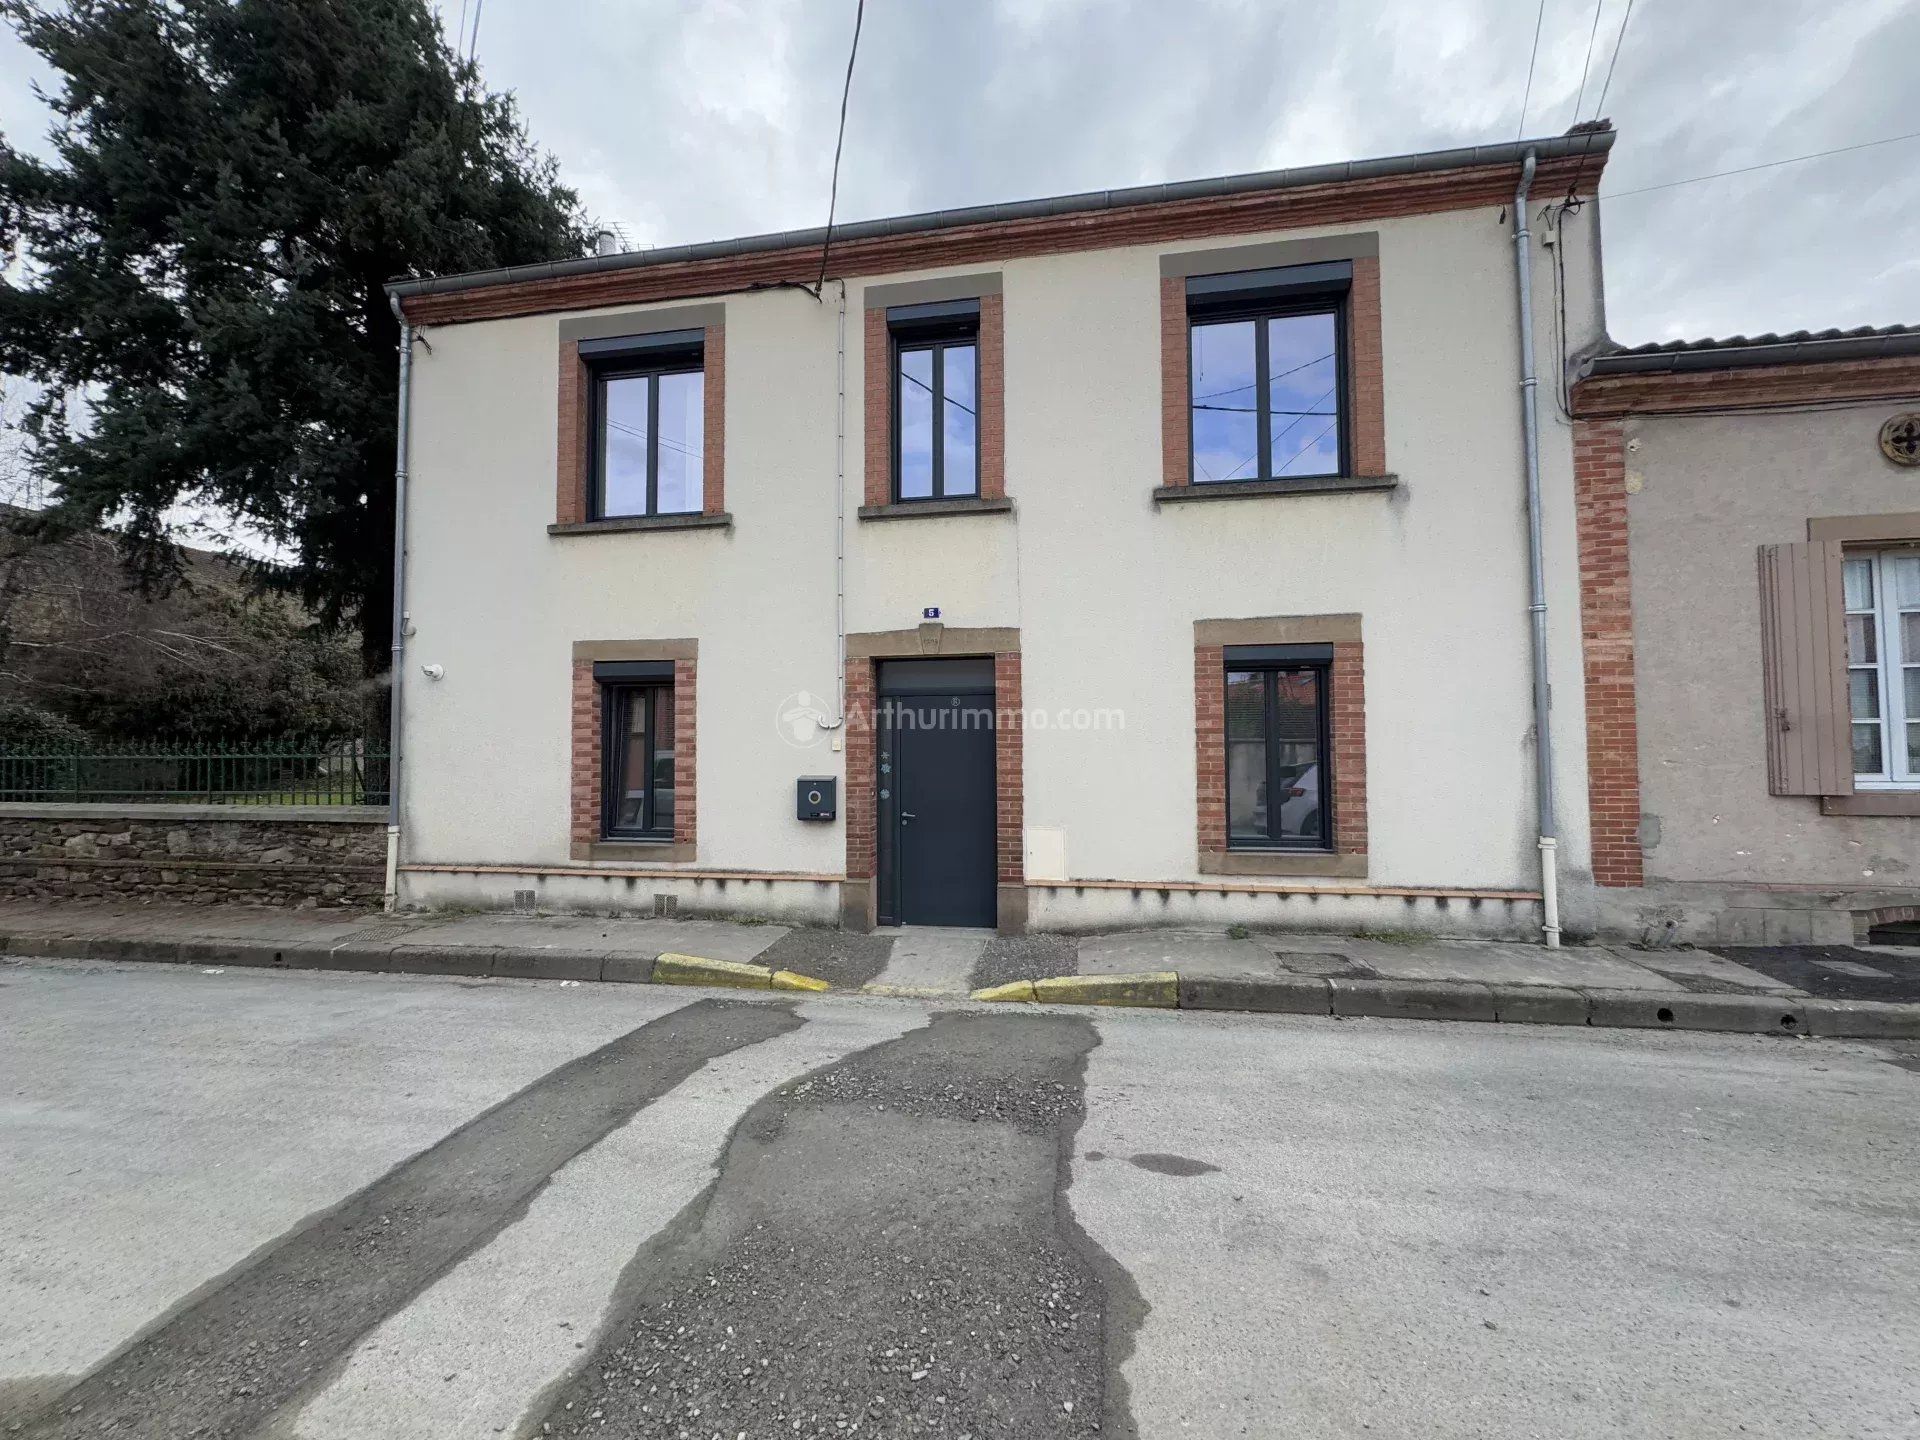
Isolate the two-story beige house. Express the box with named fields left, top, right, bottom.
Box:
left=383, top=129, right=1618, bottom=939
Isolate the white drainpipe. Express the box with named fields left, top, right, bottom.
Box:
left=828, top=279, right=848, bottom=728
left=383, top=293, right=414, bottom=912
left=1512, top=149, right=1562, bottom=947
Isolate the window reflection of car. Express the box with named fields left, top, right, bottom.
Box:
left=618, top=746, right=676, bottom=829
left=1276, top=764, right=1319, bottom=839
left=651, top=744, right=675, bottom=827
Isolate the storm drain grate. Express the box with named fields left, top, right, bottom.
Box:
left=1273, top=952, right=1374, bottom=977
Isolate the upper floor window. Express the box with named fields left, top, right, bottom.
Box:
left=1225, top=649, right=1332, bottom=850
left=1845, top=549, right=1920, bottom=787
left=1188, top=262, right=1349, bottom=484
left=586, top=330, right=704, bottom=519
left=890, top=300, right=978, bottom=501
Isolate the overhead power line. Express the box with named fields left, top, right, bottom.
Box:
left=1514, top=0, right=1547, bottom=140
left=1589, top=0, right=1634, bottom=121
left=1600, top=130, right=1920, bottom=200
left=815, top=0, right=866, bottom=294
left=1568, top=0, right=1606, bottom=125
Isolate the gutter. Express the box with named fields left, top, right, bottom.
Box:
left=1585, top=329, right=1920, bottom=376
left=385, top=131, right=1614, bottom=305
left=383, top=294, right=414, bottom=912
left=1512, top=150, right=1562, bottom=948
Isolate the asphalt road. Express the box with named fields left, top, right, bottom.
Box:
left=2, top=957, right=1916, bottom=1439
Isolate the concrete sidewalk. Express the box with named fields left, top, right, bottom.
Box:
left=3, top=900, right=1917, bottom=1037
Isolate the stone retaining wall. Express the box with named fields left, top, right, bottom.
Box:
left=0, top=804, right=386, bottom=907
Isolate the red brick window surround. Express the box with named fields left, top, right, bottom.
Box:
left=1571, top=418, right=1644, bottom=888
left=569, top=640, right=697, bottom=863
left=1161, top=256, right=1385, bottom=487
left=556, top=325, right=726, bottom=526
left=1193, top=615, right=1367, bottom=879
left=864, top=292, right=1005, bottom=507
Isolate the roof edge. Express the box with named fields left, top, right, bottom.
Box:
left=387, top=129, right=1612, bottom=303
left=1586, top=329, right=1920, bottom=376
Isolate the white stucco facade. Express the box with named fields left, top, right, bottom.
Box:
left=396, top=195, right=1606, bottom=937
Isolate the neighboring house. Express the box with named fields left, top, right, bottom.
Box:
left=385, top=129, right=1619, bottom=937
left=1570, top=329, right=1920, bottom=945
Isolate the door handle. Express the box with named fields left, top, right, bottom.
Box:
left=901, top=811, right=917, bottom=822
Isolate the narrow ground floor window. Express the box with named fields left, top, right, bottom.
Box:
left=603, top=680, right=676, bottom=839
left=1226, top=662, right=1331, bottom=849
left=569, top=645, right=696, bottom=863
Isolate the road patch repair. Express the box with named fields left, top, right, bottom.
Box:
left=8, top=960, right=1915, bottom=1438
left=528, top=1011, right=1144, bottom=1439
left=9, top=999, right=802, bottom=1440
left=284, top=1000, right=926, bottom=1440
left=2, top=902, right=1918, bottom=1038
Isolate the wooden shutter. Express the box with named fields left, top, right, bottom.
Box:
left=1757, top=540, right=1852, bottom=796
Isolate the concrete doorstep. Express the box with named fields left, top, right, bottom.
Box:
left=2, top=906, right=1916, bottom=1040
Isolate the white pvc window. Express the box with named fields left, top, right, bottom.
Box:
left=1844, top=549, right=1920, bottom=787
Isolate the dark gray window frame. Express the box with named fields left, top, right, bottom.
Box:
left=583, top=329, right=705, bottom=520
left=1188, top=262, right=1352, bottom=484
left=596, top=658, right=676, bottom=841
left=1222, top=649, right=1333, bottom=853
left=889, top=299, right=981, bottom=503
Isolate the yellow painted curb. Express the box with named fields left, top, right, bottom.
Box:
left=653, top=953, right=772, bottom=989
left=969, top=979, right=1037, bottom=1003
left=1032, top=972, right=1179, bottom=1008
left=771, top=969, right=832, bottom=993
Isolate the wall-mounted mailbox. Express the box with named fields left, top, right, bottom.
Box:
left=797, top=777, right=837, bottom=822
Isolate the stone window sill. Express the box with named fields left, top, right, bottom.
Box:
left=1199, top=849, right=1368, bottom=879
left=857, top=497, right=1014, bottom=522
left=549, top=513, right=732, bottom=537
left=1154, top=475, right=1398, bottom=504
left=1821, top=791, right=1920, bottom=817
left=570, top=841, right=698, bottom=863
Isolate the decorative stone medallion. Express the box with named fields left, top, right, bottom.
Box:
left=1882, top=412, right=1920, bottom=467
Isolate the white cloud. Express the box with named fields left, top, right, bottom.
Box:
left=5, top=0, right=1915, bottom=346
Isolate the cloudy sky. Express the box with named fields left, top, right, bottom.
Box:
left=391, top=0, right=1917, bottom=345
left=1, top=0, right=1915, bottom=347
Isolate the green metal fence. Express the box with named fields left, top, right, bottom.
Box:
left=0, top=738, right=390, bottom=806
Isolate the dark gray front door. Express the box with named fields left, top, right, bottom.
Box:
left=876, top=661, right=997, bottom=929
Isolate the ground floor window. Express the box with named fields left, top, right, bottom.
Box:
left=602, top=681, right=676, bottom=838
left=1846, top=548, right=1920, bottom=787
left=1226, top=662, right=1330, bottom=849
